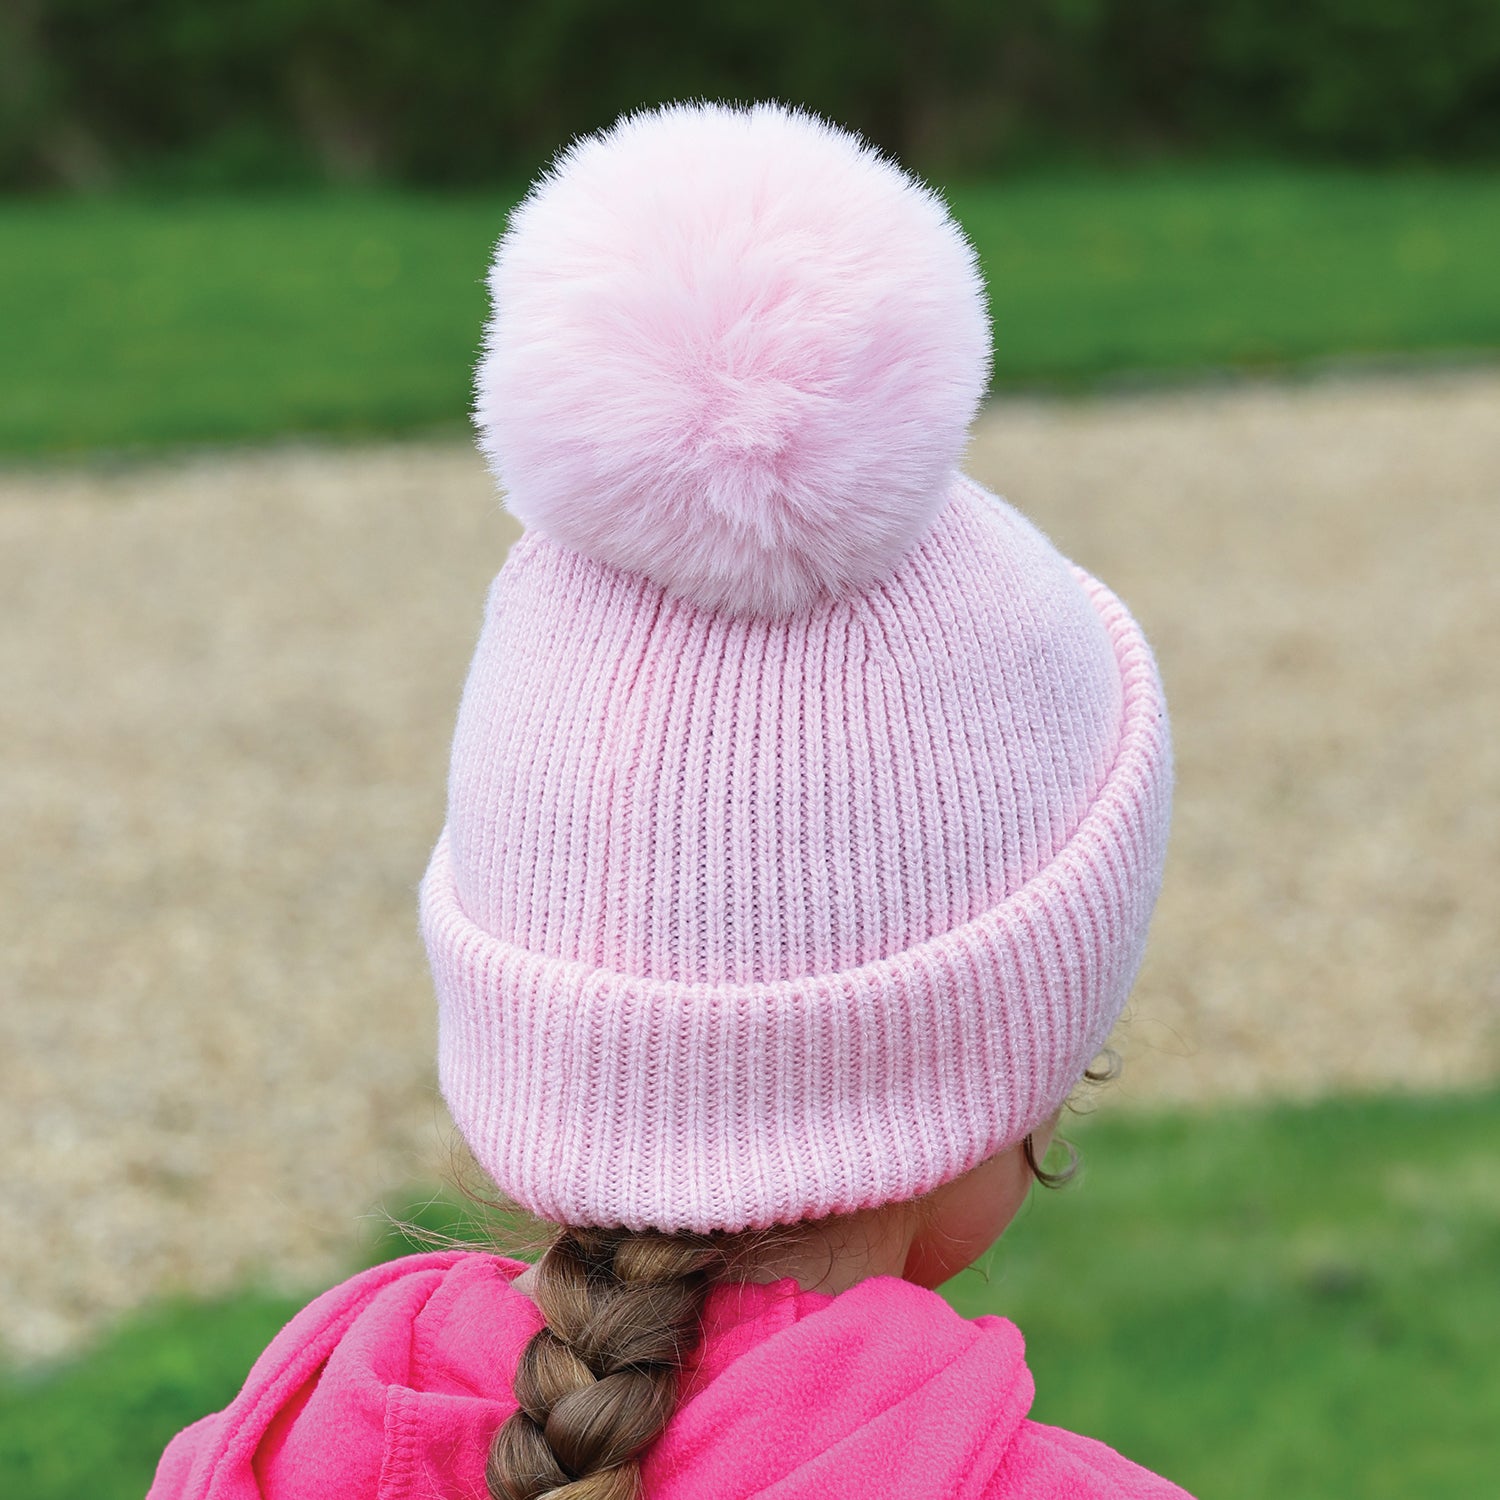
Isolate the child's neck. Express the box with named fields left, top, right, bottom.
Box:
left=509, top=1208, right=917, bottom=1310
left=740, top=1209, right=918, bottom=1295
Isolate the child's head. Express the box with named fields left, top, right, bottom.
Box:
left=421, top=100, right=1172, bottom=1500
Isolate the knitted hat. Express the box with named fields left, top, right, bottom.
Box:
left=420, top=100, right=1172, bottom=1235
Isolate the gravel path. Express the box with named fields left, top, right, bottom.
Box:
left=4, top=369, right=1497, bottom=1362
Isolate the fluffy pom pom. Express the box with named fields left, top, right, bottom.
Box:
left=473, top=100, right=993, bottom=616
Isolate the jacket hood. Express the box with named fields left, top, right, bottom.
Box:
left=151, top=1250, right=1196, bottom=1497
left=148, top=1250, right=1036, bottom=1500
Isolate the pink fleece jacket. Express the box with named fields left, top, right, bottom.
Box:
left=148, top=1251, right=1193, bottom=1499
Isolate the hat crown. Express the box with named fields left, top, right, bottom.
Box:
left=446, top=480, right=1122, bottom=986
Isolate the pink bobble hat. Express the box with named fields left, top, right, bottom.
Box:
left=419, top=99, right=1173, bottom=1235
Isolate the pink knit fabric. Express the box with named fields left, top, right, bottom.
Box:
left=420, top=471, right=1172, bottom=1232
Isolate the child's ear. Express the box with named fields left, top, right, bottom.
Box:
left=899, top=1143, right=1036, bottom=1289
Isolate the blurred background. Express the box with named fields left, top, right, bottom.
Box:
left=1, top=3, right=1497, bottom=1496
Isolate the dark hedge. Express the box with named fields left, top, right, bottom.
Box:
left=3, top=0, right=1500, bottom=190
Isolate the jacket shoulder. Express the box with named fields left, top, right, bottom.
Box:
left=147, top=1251, right=517, bottom=1499
left=981, top=1418, right=1196, bottom=1499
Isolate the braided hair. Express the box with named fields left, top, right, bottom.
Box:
left=487, top=1226, right=765, bottom=1500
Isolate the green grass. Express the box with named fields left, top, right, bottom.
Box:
left=946, top=1088, right=1500, bottom=1497
left=0, top=189, right=515, bottom=459
left=4, top=1088, right=1496, bottom=1499
left=3, top=164, right=1499, bottom=459
left=0, top=1292, right=308, bottom=1499
left=948, top=166, right=1500, bottom=386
